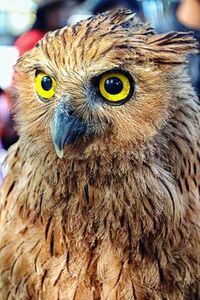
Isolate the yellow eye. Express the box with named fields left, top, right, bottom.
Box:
left=98, top=71, right=134, bottom=104
left=35, top=72, right=56, bottom=100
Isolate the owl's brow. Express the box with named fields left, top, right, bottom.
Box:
left=30, top=64, right=56, bottom=76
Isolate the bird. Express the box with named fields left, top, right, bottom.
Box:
left=0, top=8, right=200, bottom=300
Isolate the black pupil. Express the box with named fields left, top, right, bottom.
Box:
left=41, top=76, right=52, bottom=91
left=104, top=77, right=123, bottom=95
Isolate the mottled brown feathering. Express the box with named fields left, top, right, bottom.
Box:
left=0, top=9, right=200, bottom=300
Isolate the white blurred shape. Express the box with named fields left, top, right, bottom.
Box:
left=0, top=46, right=19, bottom=89
left=0, top=0, right=34, bottom=12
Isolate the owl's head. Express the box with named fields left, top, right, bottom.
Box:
left=15, top=9, right=197, bottom=159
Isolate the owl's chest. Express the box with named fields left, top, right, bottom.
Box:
left=0, top=194, right=197, bottom=300
left=0, top=218, right=146, bottom=300
left=0, top=164, right=196, bottom=299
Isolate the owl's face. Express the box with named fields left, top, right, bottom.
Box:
left=15, top=9, right=196, bottom=159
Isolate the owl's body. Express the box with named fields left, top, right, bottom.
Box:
left=0, top=9, right=199, bottom=300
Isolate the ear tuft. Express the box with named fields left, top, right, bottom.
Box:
left=103, top=8, right=139, bottom=28
left=146, top=31, right=198, bottom=63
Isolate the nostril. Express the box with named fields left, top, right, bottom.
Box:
left=67, top=110, right=74, bottom=116
left=59, top=102, right=74, bottom=117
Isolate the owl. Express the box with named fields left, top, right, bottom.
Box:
left=0, top=9, right=199, bottom=300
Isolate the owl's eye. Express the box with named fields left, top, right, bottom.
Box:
left=97, top=70, right=134, bottom=105
left=35, top=72, right=56, bottom=100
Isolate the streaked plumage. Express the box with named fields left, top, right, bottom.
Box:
left=0, top=9, right=200, bottom=299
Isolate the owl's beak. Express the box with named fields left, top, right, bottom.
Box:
left=50, top=102, right=87, bottom=158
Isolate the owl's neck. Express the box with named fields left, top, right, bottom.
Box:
left=9, top=139, right=183, bottom=249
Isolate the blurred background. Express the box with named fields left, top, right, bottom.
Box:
left=0, top=0, right=199, bottom=182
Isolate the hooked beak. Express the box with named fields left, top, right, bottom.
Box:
left=50, top=102, right=87, bottom=158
